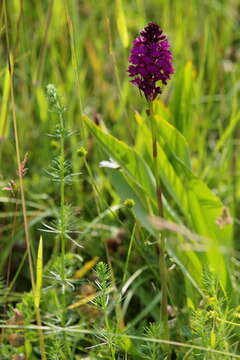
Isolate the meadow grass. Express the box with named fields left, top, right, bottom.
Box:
left=1, top=0, right=240, bottom=359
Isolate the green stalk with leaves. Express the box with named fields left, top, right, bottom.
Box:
left=46, top=84, right=67, bottom=308
left=46, top=84, right=78, bottom=358
left=95, top=261, right=116, bottom=360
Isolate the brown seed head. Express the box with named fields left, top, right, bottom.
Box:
left=8, top=333, right=25, bottom=347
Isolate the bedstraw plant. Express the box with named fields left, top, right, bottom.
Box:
left=44, top=84, right=81, bottom=358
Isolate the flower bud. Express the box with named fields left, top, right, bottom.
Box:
left=124, top=199, right=135, bottom=208
left=77, top=147, right=88, bottom=157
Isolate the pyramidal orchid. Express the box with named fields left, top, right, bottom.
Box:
left=127, top=22, right=174, bottom=101
left=127, top=23, right=174, bottom=340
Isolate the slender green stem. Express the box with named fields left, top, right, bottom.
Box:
left=105, top=314, right=116, bottom=360
left=63, top=0, right=84, bottom=138
left=59, top=110, right=65, bottom=285
left=123, top=223, right=136, bottom=284
left=56, top=102, right=72, bottom=359
left=149, top=101, right=169, bottom=340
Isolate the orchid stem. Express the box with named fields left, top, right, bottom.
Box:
left=149, top=100, right=169, bottom=340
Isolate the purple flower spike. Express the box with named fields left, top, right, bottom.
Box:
left=127, top=22, right=174, bottom=101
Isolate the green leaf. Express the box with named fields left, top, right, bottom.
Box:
left=0, top=64, right=11, bottom=138
left=151, top=113, right=232, bottom=288
left=106, top=168, right=155, bottom=234
left=153, top=112, right=191, bottom=169
left=135, top=114, right=191, bottom=221
left=215, top=109, right=240, bottom=154
left=35, top=236, right=43, bottom=308
left=83, top=115, right=155, bottom=200
left=187, top=184, right=228, bottom=286
left=169, top=61, right=195, bottom=137
left=115, top=0, right=129, bottom=48
left=36, top=87, right=48, bottom=122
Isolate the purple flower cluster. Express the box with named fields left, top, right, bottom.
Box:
left=127, top=22, right=174, bottom=101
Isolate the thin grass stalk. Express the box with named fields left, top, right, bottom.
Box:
left=123, top=222, right=136, bottom=284
left=8, top=40, right=47, bottom=360
left=33, top=0, right=54, bottom=85
left=3, top=3, right=47, bottom=359
left=63, top=0, right=84, bottom=136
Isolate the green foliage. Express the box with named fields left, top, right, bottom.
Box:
left=190, top=270, right=233, bottom=359
left=84, top=110, right=232, bottom=292
left=94, top=261, right=112, bottom=312
left=140, top=323, right=163, bottom=359
left=1, top=0, right=240, bottom=359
